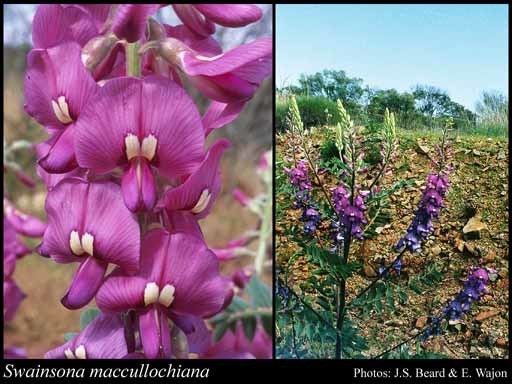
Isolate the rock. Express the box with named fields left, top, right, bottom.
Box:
left=431, top=245, right=442, bottom=256
left=455, top=238, right=465, bottom=253
left=463, top=243, right=480, bottom=258
left=496, top=338, right=508, bottom=348
left=497, top=151, right=506, bottom=160
left=475, top=310, right=500, bottom=322
left=363, top=264, right=377, bottom=278
left=472, top=149, right=482, bottom=156
left=463, top=215, right=488, bottom=240
left=415, top=316, right=428, bottom=329
left=484, top=250, right=496, bottom=263
left=416, top=144, right=430, bottom=156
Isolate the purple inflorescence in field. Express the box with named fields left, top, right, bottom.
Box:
left=21, top=3, right=272, bottom=359
left=286, top=160, right=322, bottom=235
left=396, top=172, right=450, bottom=253
left=422, top=267, right=492, bottom=340
left=330, top=185, right=367, bottom=251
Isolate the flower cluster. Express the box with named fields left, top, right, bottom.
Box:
left=330, top=185, right=367, bottom=251
left=422, top=267, right=492, bottom=340
left=285, top=160, right=322, bottom=235
left=23, top=4, right=271, bottom=359
left=396, top=172, right=450, bottom=253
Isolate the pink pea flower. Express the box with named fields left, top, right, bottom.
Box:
left=232, top=187, right=251, bottom=207
left=25, top=42, right=98, bottom=173
left=157, top=36, right=272, bottom=104
left=4, top=278, right=26, bottom=322
left=172, top=4, right=262, bottom=37
left=4, top=218, right=33, bottom=277
left=39, top=178, right=140, bottom=310
left=96, top=229, right=231, bottom=359
left=158, top=139, right=230, bottom=220
left=211, top=235, right=253, bottom=261
left=4, top=199, right=46, bottom=238
left=45, top=314, right=128, bottom=359
left=74, top=76, right=205, bottom=212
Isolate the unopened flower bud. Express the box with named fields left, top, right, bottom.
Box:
left=81, top=34, right=119, bottom=72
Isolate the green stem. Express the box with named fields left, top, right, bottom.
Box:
left=126, top=42, right=140, bottom=77
left=255, top=179, right=272, bottom=275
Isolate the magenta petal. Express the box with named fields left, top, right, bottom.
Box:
left=4, top=278, right=26, bottom=322
left=83, top=181, right=141, bottom=273
left=121, top=162, right=142, bottom=212
left=74, top=77, right=140, bottom=173
left=162, top=232, right=229, bottom=317
left=4, top=202, right=46, bottom=237
left=96, top=272, right=147, bottom=313
left=179, top=316, right=211, bottom=355
left=165, top=24, right=222, bottom=56
left=195, top=4, right=262, bottom=27
left=189, top=74, right=256, bottom=103
left=141, top=160, right=157, bottom=211
left=182, top=37, right=272, bottom=77
left=111, top=4, right=160, bottom=43
left=38, top=127, right=78, bottom=174
left=32, top=5, right=70, bottom=48
left=172, top=4, right=216, bottom=37
left=160, top=139, right=230, bottom=219
left=25, top=42, right=98, bottom=129
left=164, top=211, right=204, bottom=240
left=202, top=101, right=246, bottom=136
left=46, top=314, right=127, bottom=359
left=61, top=256, right=107, bottom=309
left=141, top=76, right=205, bottom=178
left=139, top=307, right=167, bottom=359
left=4, top=347, right=27, bottom=359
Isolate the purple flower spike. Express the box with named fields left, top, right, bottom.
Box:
left=331, top=186, right=367, bottom=243
left=159, top=139, right=230, bottom=219
left=45, top=314, right=128, bottom=359
left=173, top=4, right=262, bottom=37
left=39, top=178, right=140, bottom=309
left=74, top=76, right=205, bottom=212
left=396, top=172, right=450, bottom=253
left=96, top=229, right=231, bottom=359
left=24, top=42, right=98, bottom=173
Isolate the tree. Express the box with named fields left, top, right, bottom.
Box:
left=475, top=91, right=508, bottom=125
left=367, top=89, right=417, bottom=128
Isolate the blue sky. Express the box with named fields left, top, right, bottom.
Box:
left=276, top=4, right=508, bottom=111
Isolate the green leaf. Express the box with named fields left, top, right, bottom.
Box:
left=80, top=308, right=101, bottom=330
left=261, top=313, right=273, bottom=336
left=64, top=332, right=78, bottom=342
left=242, top=316, right=257, bottom=341
left=246, top=275, right=272, bottom=308
left=213, top=320, right=230, bottom=342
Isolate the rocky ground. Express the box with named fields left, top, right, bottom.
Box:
left=276, top=127, right=509, bottom=359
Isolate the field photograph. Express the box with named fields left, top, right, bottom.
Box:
left=275, top=4, right=508, bottom=359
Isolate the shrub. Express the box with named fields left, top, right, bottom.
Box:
left=276, top=95, right=339, bottom=132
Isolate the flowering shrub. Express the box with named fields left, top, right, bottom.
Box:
left=15, top=3, right=271, bottom=359
left=276, top=97, right=494, bottom=359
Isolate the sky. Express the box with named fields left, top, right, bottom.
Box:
left=276, top=4, right=509, bottom=111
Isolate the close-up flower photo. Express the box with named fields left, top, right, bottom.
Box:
left=4, top=3, right=272, bottom=360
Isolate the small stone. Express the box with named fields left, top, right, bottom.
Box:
left=431, top=245, right=442, bottom=256
left=455, top=238, right=465, bottom=253
left=416, top=144, right=430, bottom=155
left=496, top=338, right=508, bottom=348
left=363, top=264, right=377, bottom=278
left=463, top=214, right=488, bottom=240
left=463, top=243, right=480, bottom=258
left=497, top=151, right=506, bottom=160
left=475, top=310, right=500, bottom=322
left=415, top=316, right=428, bottom=329
left=484, top=250, right=496, bottom=263
left=472, top=149, right=482, bottom=156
